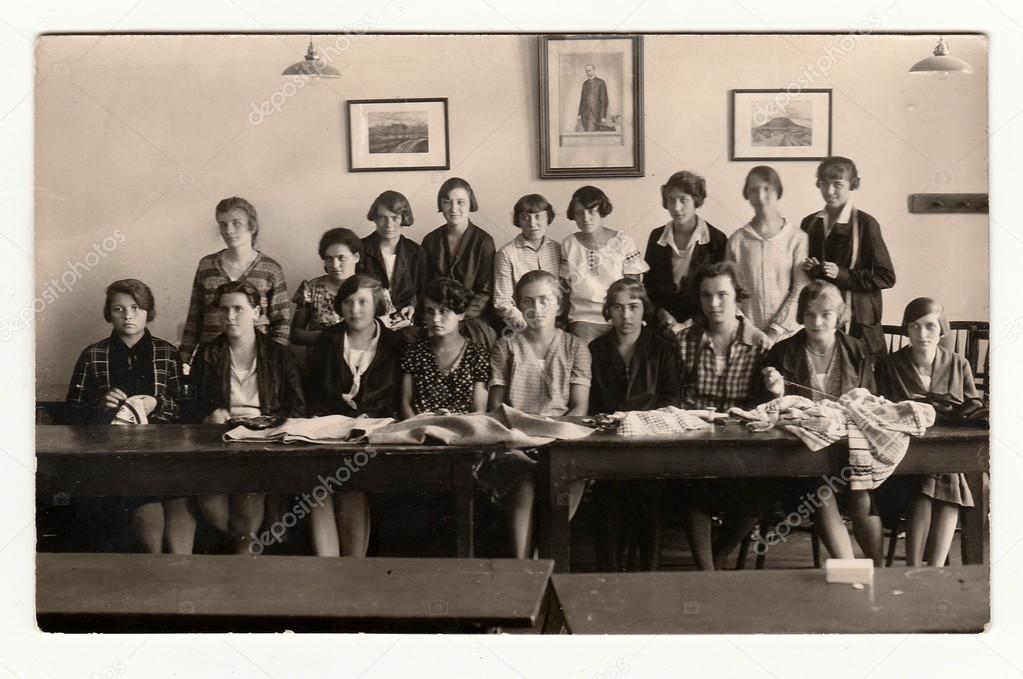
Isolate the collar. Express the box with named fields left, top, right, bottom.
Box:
left=109, top=328, right=152, bottom=353
left=741, top=218, right=789, bottom=241
left=656, top=217, right=710, bottom=255
left=814, top=200, right=854, bottom=230
left=692, top=313, right=758, bottom=348
left=513, top=233, right=549, bottom=252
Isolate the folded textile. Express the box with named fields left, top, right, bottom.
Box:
left=728, top=388, right=936, bottom=490
left=223, top=414, right=395, bottom=444
left=613, top=406, right=713, bottom=437
left=367, top=404, right=595, bottom=447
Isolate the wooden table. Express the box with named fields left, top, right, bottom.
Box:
left=550, top=566, right=989, bottom=633
left=538, top=424, right=989, bottom=571
left=37, top=553, right=554, bottom=632
left=36, top=425, right=484, bottom=557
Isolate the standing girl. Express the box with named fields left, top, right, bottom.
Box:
left=191, top=281, right=305, bottom=554
left=360, top=191, right=428, bottom=333
left=290, top=228, right=362, bottom=347
left=726, top=166, right=808, bottom=344
left=180, top=196, right=290, bottom=367
left=306, top=275, right=408, bottom=557
left=562, top=185, right=649, bottom=343
left=421, top=178, right=497, bottom=350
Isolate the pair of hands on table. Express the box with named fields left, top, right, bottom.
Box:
left=102, top=389, right=157, bottom=414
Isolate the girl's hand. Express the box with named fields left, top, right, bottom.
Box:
left=656, top=308, right=677, bottom=327
left=399, top=305, right=415, bottom=321
left=821, top=261, right=839, bottom=279
left=762, top=367, right=785, bottom=397
left=801, top=257, right=820, bottom=273
left=137, top=395, right=158, bottom=415
left=102, top=388, right=128, bottom=410
left=205, top=408, right=232, bottom=425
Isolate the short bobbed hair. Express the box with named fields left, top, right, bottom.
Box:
left=318, top=227, right=363, bottom=259
left=901, top=297, right=951, bottom=336
left=104, top=279, right=156, bottom=322
left=816, top=156, right=861, bottom=190
left=215, top=196, right=259, bottom=245
left=686, top=262, right=752, bottom=324
left=513, top=194, right=555, bottom=227
left=422, top=277, right=472, bottom=315
left=567, top=185, right=613, bottom=220
left=333, top=273, right=389, bottom=317
left=797, top=280, right=851, bottom=327
left=513, top=269, right=563, bottom=307
left=214, top=280, right=261, bottom=310
left=602, top=278, right=654, bottom=323
left=367, top=190, right=414, bottom=227
left=742, top=166, right=783, bottom=200
left=436, top=177, right=479, bottom=212
left=661, top=171, right=707, bottom=209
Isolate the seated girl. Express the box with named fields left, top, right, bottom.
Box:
left=399, top=277, right=490, bottom=418
left=191, top=280, right=305, bottom=554
left=762, top=280, right=880, bottom=564
left=359, top=191, right=428, bottom=335
left=487, top=270, right=590, bottom=559
left=589, top=279, right=682, bottom=571
left=493, top=194, right=565, bottom=331
left=306, top=275, right=408, bottom=557
left=676, top=262, right=773, bottom=570
left=644, top=171, right=727, bottom=334
left=562, top=185, right=649, bottom=343
left=65, top=278, right=194, bottom=554
left=290, top=227, right=362, bottom=347
left=725, top=166, right=808, bottom=343
left=180, top=196, right=290, bottom=367
left=421, top=178, right=498, bottom=350
left=875, top=298, right=979, bottom=566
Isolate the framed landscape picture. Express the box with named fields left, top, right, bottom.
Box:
left=731, top=89, right=832, bottom=161
left=347, top=98, right=450, bottom=172
left=539, top=35, right=644, bottom=178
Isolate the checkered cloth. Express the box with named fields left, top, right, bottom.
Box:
left=615, top=406, right=713, bottom=437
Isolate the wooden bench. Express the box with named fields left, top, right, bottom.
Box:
left=549, top=566, right=988, bottom=634
left=37, top=553, right=554, bottom=633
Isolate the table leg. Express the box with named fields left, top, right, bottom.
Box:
left=962, top=472, right=988, bottom=565
left=537, top=447, right=572, bottom=572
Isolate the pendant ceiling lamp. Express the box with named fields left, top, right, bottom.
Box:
left=282, top=40, right=341, bottom=78
left=909, top=37, right=973, bottom=76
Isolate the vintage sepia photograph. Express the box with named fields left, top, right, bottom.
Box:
left=18, top=20, right=1005, bottom=672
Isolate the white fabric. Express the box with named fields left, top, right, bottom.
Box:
left=341, top=323, right=381, bottom=410
left=229, top=350, right=261, bottom=418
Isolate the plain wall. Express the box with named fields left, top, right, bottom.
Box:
left=34, top=33, right=988, bottom=399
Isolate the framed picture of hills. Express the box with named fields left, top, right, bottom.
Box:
left=731, top=89, right=832, bottom=161
left=347, top=98, right=450, bottom=171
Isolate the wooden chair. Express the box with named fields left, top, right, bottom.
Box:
left=882, top=324, right=909, bottom=353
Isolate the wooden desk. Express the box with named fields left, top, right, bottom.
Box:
left=538, top=424, right=989, bottom=571
left=550, top=566, right=989, bottom=633
left=37, top=553, right=553, bottom=633
left=36, top=425, right=484, bottom=557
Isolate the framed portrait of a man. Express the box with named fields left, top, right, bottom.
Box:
left=539, top=35, right=644, bottom=178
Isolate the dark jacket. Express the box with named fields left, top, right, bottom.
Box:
left=305, top=321, right=407, bottom=418
left=422, top=222, right=496, bottom=313
left=800, top=208, right=895, bottom=356
left=588, top=326, right=683, bottom=414
left=762, top=329, right=876, bottom=402
left=875, top=345, right=980, bottom=405
left=358, top=232, right=429, bottom=312
left=192, top=332, right=305, bottom=420
left=643, top=221, right=727, bottom=325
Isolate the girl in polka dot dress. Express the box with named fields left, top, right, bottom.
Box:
left=398, top=278, right=490, bottom=418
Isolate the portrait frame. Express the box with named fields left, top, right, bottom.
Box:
left=538, top=35, right=644, bottom=179
left=346, top=98, right=450, bottom=172
left=730, top=89, right=833, bottom=161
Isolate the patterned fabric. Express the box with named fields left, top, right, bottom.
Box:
left=180, top=250, right=291, bottom=360
left=676, top=316, right=772, bottom=411
left=489, top=329, right=590, bottom=417
left=616, top=406, right=712, bottom=437
left=293, top=275, right=341, bottom=329
left=400, top=338, right=490, bottom=415
left=725, top=220, right=809, bottom=336
left=562, top=230, right=649, bottom=325
left=65, top=331, right=182, bottom=424
left=492, top=235, right=565, bottom=327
